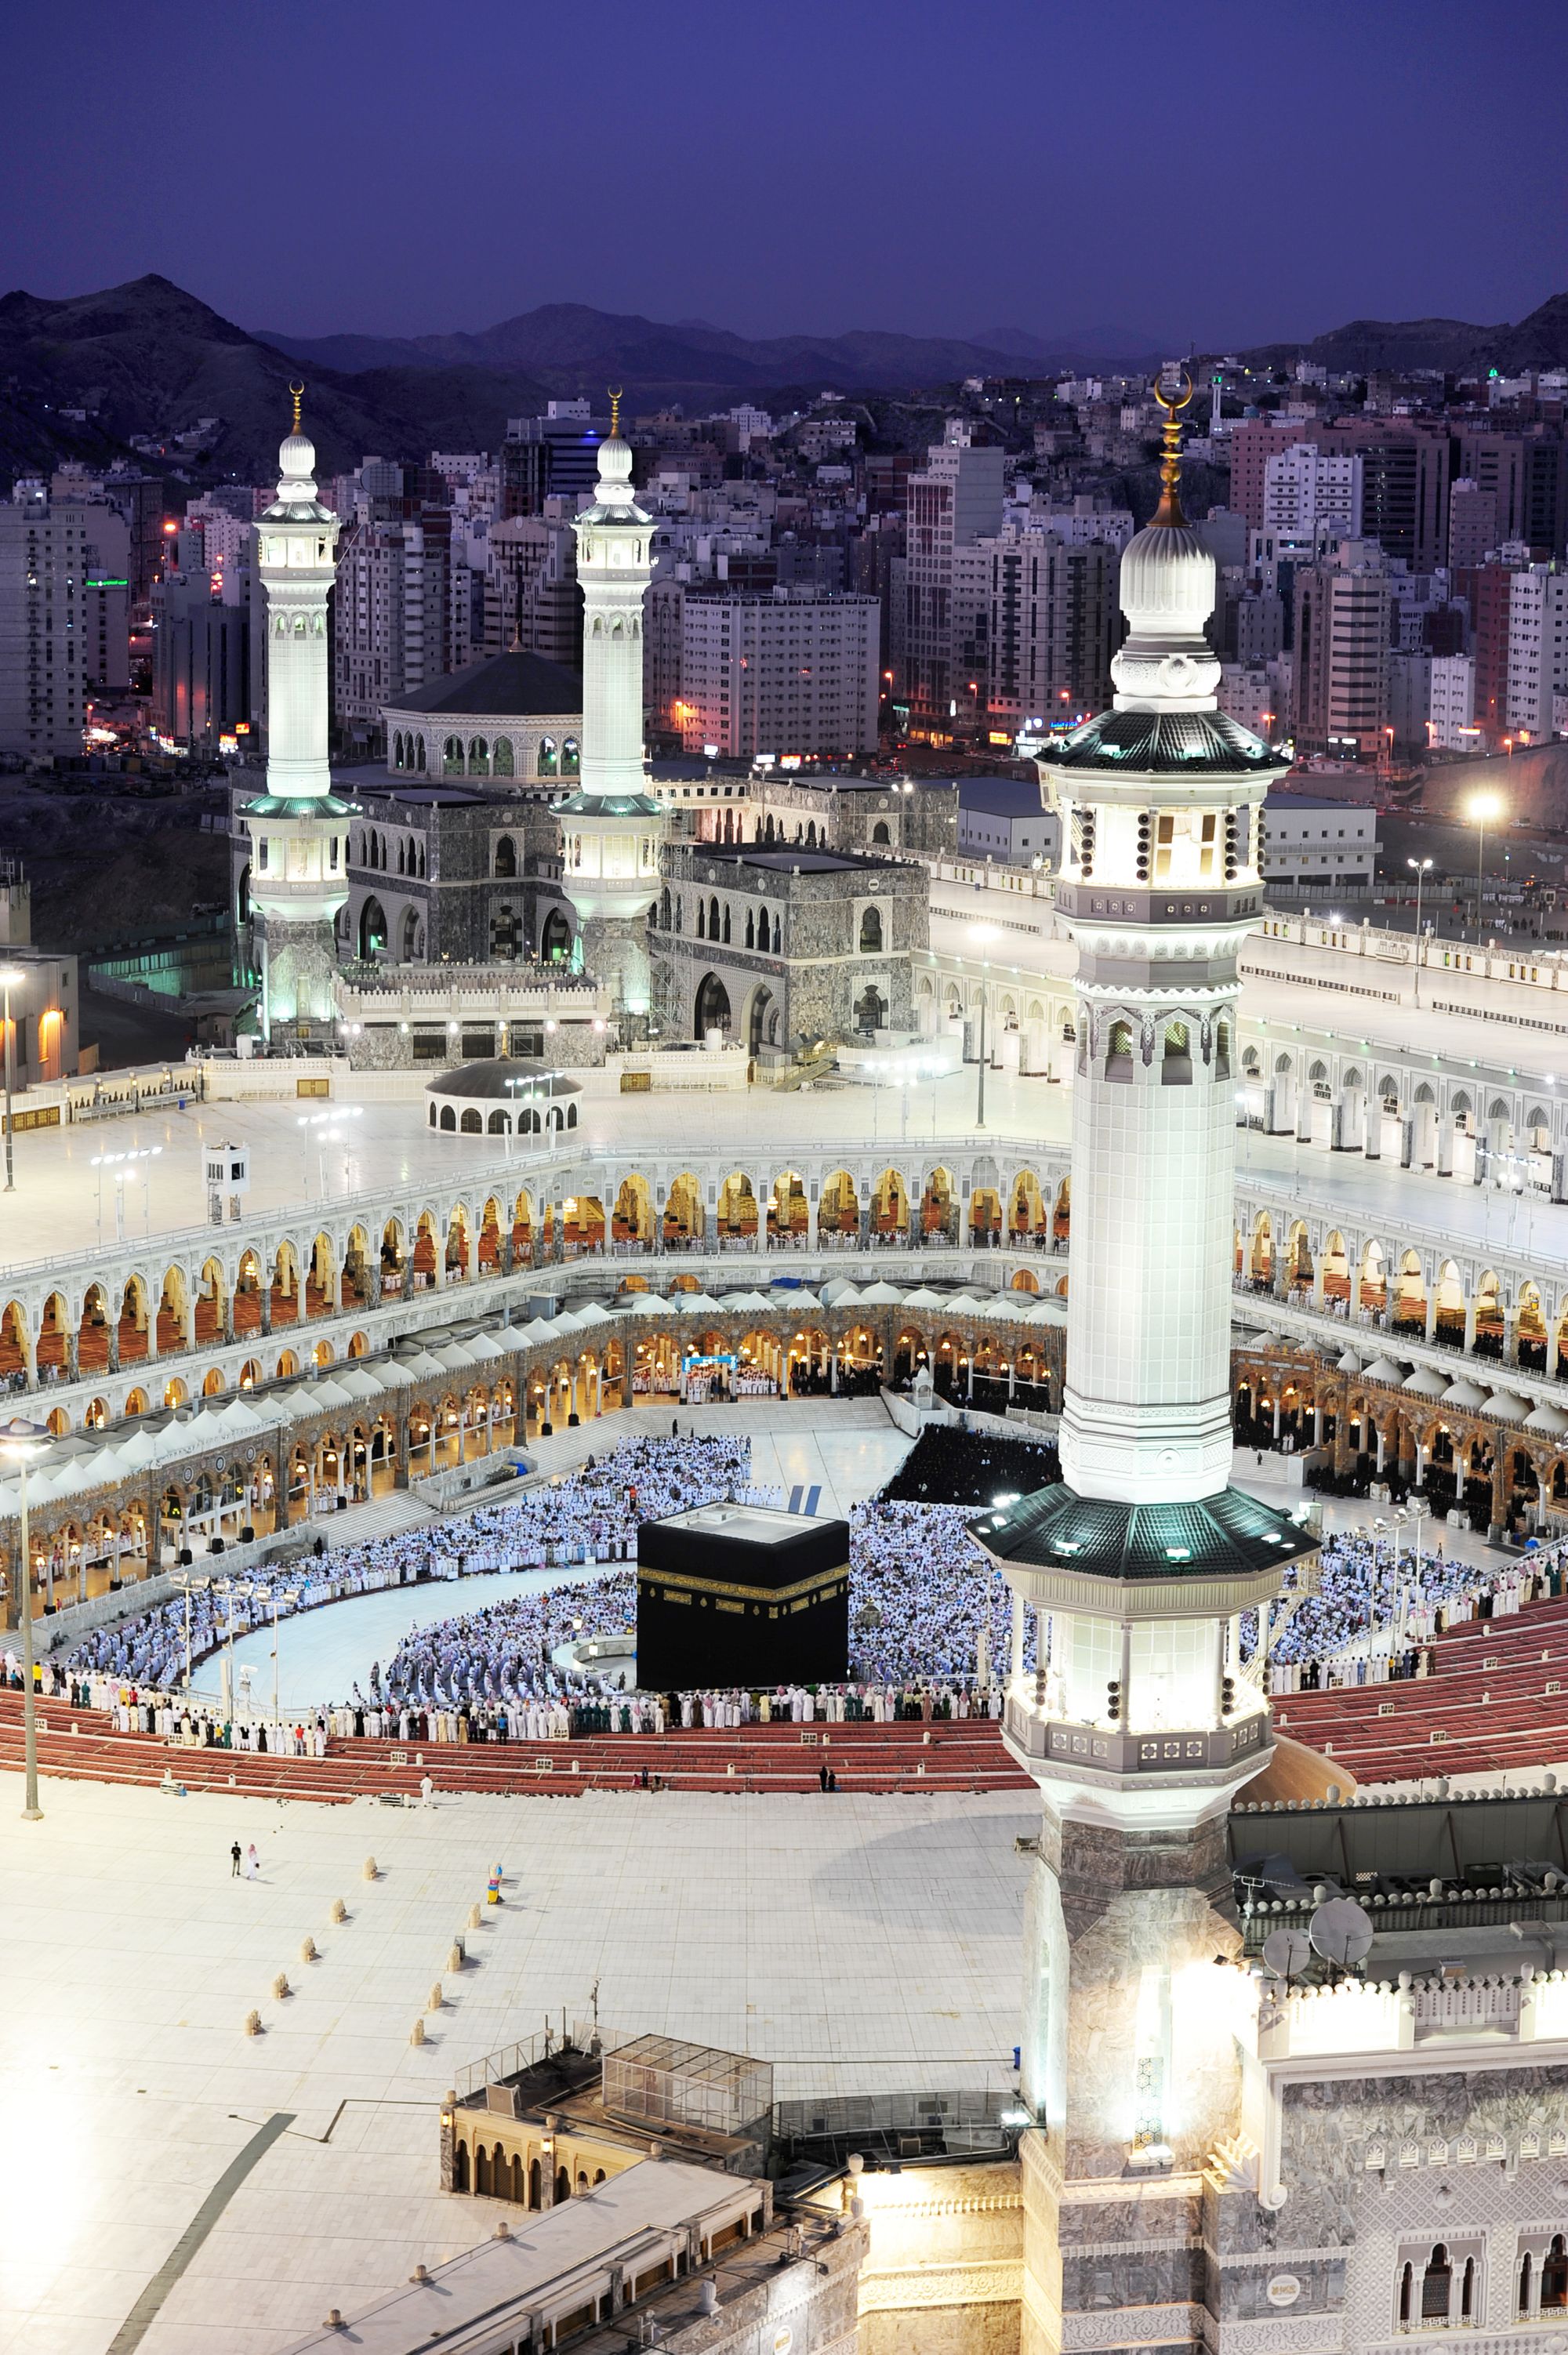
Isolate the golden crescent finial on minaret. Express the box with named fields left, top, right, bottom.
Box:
left=1150, top=369, right=1194, bottom=527
left=289, top=380, right=304, bottom=435
left=608, top=386, right=623, bottom=438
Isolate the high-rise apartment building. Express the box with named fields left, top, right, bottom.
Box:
left=1428, top=652, right=1475, bottom=750
left=677, top=586, right=880, bottom=758
left=499, top=401, right=608, bottom=517
left=1261, top=443, right=1363, bottom=543
left=152, top=562, right=251, bottom=745
left=0, top=493, right=96, bottom=757
left=1448, top=478, right=1500, bottom=569
left=1505, top=565, right=1568, bottom=742
left=1453, top=558, right=1523, bottom=742
left=1292, top=545, right=1392, bottom=756
left=334, top=515, right=452, bottom=744
left=902, top=424, right=1005, bottom=724
left=483, top=505, right=581, bottom=666
left=975, top=527, right=1120, bottom=724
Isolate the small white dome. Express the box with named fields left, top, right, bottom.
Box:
left=597, top=434, right=633, bottom=485
left=1118, top=521, right=1214, bottom=635
left=278, top=430, right=317, bottom=480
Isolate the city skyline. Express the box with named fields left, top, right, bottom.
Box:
left=5, top=0, right=1566, bottom=350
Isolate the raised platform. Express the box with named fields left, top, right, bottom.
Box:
left=0, top=1689, right=1031, bottom=1802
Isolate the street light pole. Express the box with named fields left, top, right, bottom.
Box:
left=0, top=965, right=24, bottom=1195
left=1406, top=857, right=1432, bottom=1005
left=1, top=1416, right=50, bottom=1820
left=969, top=924, right=998, bottom=1130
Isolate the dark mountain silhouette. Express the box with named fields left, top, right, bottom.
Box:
left=253, top=299, right=1159, bottom=397
left=8, top=274, right=1568, bottom=493
left=1240, top=290, right=1568, bottom=376
left=0, top=273, right=497, bottom=481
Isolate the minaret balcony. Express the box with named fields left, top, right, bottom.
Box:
left=1000, top=1686, right=1269, bottom=1781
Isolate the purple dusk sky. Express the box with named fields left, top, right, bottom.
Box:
left=6, top=0, right=1567, bottom=348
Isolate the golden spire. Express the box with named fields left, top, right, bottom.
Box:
left=289, top=380, right=304, bottom=435
left=608, top=385, right=623, bottom=439
left=1150, top=371, right=1193, bottom=526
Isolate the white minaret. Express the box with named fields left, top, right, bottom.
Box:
left=245, top=393, right=354, bottom=1040
left=557, top=390, right=663, bottom=1021
left=976, top=386, right=1319, bottom=2355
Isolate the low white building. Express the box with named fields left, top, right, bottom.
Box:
left=1261, top=789, right=1379, bottom=898
left=956, top=776, right=1060, bottom=866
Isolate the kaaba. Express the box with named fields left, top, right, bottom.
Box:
left=637, top=1502, right=850, bottom=1689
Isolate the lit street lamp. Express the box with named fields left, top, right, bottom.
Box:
left=1468, top=789, right=1504, bottom=943
left=969, top=923, right=999, bottom=1128
left=1406, top=856, right=1432, bottom=1003
left=0, top=964, right=24, bottom=1194
left=0, top=1415, right=51, bottom=1820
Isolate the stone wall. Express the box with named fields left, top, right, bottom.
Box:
left=856, top=2159, right=1022, bottom=2355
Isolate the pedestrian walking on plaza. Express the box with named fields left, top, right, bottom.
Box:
left=818, top=1762, right=829, bottom=1791
left=245, top=1843, right=260, bottom=1880
left=230, top=1840, right=241, bottom=1877
left=671, top=1417, right=678, bottom=1438
left=420, top=1773, right=434, bottom=1808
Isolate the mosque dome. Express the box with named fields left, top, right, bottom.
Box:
left=1118, top=520, right=1215, bottom=639
left=598, top=434, right=634, bottom=486
left=278, top=430, right=317, bottom=481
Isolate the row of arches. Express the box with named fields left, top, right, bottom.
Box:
left=5, top=1304, right=1070, bottom=1608
left=1241, top=1210, right=1568, bottom=1375
left=0, top=1163, right=1078, bottom=1406
left=443, top=733, right=578, bottom=780
left=655, top=886, right=784, bottom=956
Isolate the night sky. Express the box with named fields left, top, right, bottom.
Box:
left=8, top=0, right=1568, bottom=350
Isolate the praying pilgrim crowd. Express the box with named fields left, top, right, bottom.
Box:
left=15, top=1434, right=1564, bottom=1747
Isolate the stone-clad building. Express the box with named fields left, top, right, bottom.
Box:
left=651, top=841, right=927, bottom=1052
left=336, top=775, right=577, bottom=968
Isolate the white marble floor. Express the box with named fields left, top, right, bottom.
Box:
left=0, top=1771, right=1033, bottom=2355
left=220, top=1400, right=910, bottom=1714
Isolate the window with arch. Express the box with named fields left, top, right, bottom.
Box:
left=469, top=738, right=489, bottom=776
left=1215, top=1018, right=1232, bottom=1080
left=1161, top=1019, right=1192, bottom=1084
left=562, top=736, right=579, bottom=775
left=492, top=737, right=514, bottom=777
left=538, top=736, right=558, bottom=777
left=443, top=735, right=463, bottom=776
left=721, top=902, right=731, bottom=943
left=859, top=905, right=884, bottom=953
left=696, top=899, right=706, bottom=938
left=1105, top=1018, right=1134, bottom=1078
left=745, top=908, right=755, bottom=949
left=494, top=834, right=517, bottom=879
left=709, top=894, right=720, bottom=939
left=872, top=819, right=891, bottom=845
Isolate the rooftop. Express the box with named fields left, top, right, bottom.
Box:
left=1042, top=707, right=1282, bottom=778
left=389, top=648, right=583, bottom=719
left=977, top=1482, right=1319, bottom=1581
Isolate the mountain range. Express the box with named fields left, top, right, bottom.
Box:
left=251, top=301, right=1158, bottom=393
left=4, top=274, right=1568, bottom=489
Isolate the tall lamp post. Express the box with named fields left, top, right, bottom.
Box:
left=1468, top=790, right=1504, bottom=945
left=1406, top=856, right=1432, bottom=1005
left=0, top=964, right=24, bottom=1194
left=969, top=923, right=999, bottom=1129
left=1, top=1414, right=50, bottom=1820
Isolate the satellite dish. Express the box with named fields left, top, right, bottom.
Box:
left=1309, top=1896, right=1374, bottom=1971
left=1261, top=1927, right=1312, bottom=1981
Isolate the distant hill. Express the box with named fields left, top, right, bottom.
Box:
left=0, top=274, right=492, bottom=483
left=254, top=299, right=1160, bottom=401
left=1240, top=290, right=1568, bottom=376
left=9, top=274, right=1568, bottom=495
